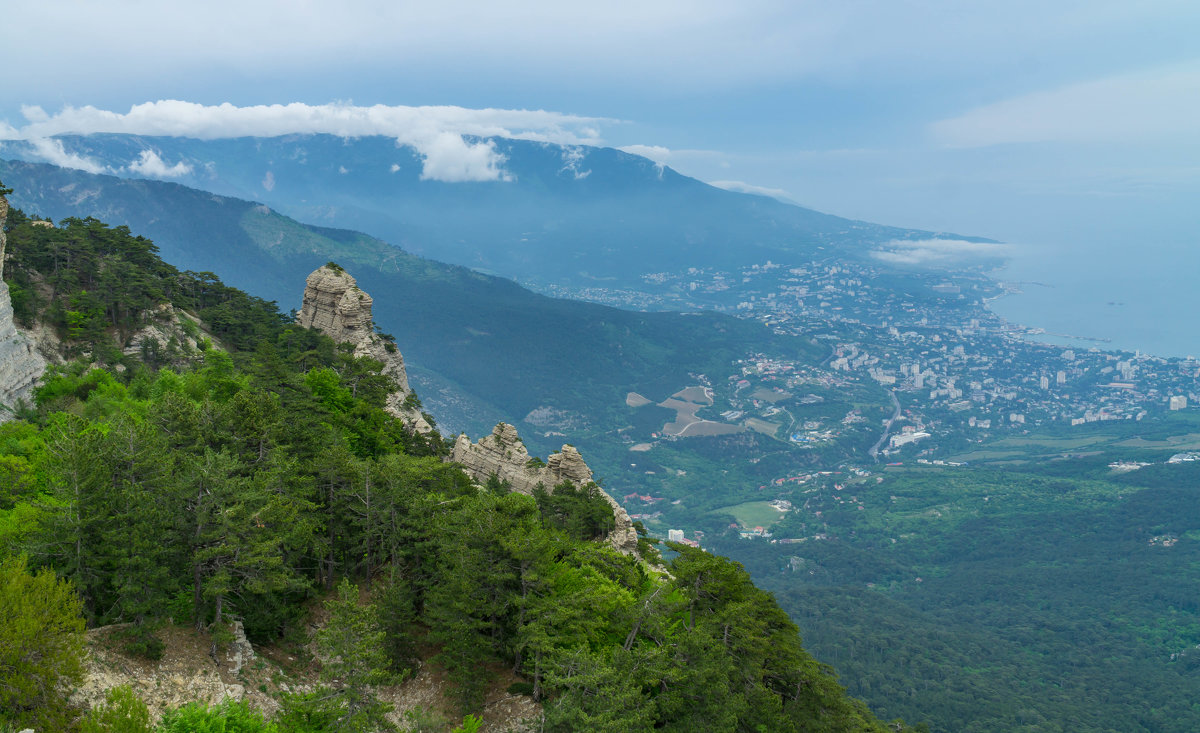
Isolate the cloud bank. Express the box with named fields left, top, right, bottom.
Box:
left=870, top=239, right=1008, bottom=266
left=4, top=101, right=613, bottom=183
left=618, top=144, right=671, bottom=165
left=28, top=138, right=106, bottom=174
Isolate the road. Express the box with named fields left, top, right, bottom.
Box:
left=868, top=390, right=902, bottom=463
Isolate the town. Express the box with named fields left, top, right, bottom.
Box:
left=544, top=256, right=1200, bottom=550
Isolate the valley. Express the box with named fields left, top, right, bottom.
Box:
left=3, top=148, right=1199, bottom=731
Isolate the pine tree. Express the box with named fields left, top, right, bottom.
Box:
left=0, top=556, right=87, bottom=730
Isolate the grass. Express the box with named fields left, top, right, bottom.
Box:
left=714, top=500, right=787, bottom=529
left=745, top=418, right=784, bottom=437
left=1113, top=433, right=1200, bottom=449
left=992, top=435, right=1114, bottom=449
left=751, top=387, right=793, bottom=403
left=946, top=429, right=1200, bottom=464
left=943, top=449, right=1026, bottom=462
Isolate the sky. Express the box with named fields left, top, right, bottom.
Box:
left=2, top=0, right=1198, bottom=254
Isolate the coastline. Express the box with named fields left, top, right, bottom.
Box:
left=981, top=273, right=1116, bottom=353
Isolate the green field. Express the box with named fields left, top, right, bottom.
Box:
left=992, top=435, right=1114, bottom=449
left=1114, top=432, right=1200, bottom=449
left=714, top=500, right=787, bottom=529
left=946, top=429, right=1200, bottom=464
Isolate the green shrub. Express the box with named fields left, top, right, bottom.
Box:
left=159, top=699, right=278, bottom=733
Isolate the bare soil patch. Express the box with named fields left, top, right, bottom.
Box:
left=625, top=392, right=652, bottom=407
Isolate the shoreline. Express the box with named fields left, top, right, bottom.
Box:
left=982, top=271, right=1125, bottom=354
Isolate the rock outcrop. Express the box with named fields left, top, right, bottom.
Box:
left=71, top=624, right=275, bottom=724
left=123, top=303, right=220, bottom=365
left=297, top=265, right=431, bottom=432
left=0, top=195, right=48, bottom=420
left=451, top=423, right=640, bottom=555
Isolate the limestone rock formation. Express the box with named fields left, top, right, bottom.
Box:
left=297, top=264, right=431, bottom=432
left=0, top=195, right=48, bottom=421
left=123, top=303, right=220, bottom=364
left=451, top=423, right=640, bottom=555
left=72, top=624, right=276, bottom=724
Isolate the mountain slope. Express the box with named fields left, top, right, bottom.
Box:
left=0, top=193, right=904, bottom=731
left=0, top=134, right=989, bottom=289
left=0, top=159, right=800, bottom=446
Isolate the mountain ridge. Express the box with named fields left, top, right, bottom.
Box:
left=0, top=133, right=994, bottom=289
left=0, top=158, right=798, bottom=450
left=0, top=184, right=907, bottom=731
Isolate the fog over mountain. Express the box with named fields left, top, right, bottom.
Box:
left=0, top=123, right=989, bottom=291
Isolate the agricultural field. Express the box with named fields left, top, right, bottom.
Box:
left=714, top=500, right=789, bottom=530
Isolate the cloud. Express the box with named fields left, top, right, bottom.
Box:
left=8, top=101, right=614, bottom=183
left=418, top=133, right=513, bottom=183
left=27, top=138, right=106, bottom=174
left=932, top=61, right=1200, bottom=147
left=559, top=146, right=591, bottom=179
left=708, top=180, right=794, bottom=202
left=618, top=144, right=672, bottom=164
left=870, top=239, right=1008, bottom=266
left=127, top=149, right=193, bottom=178
left=262, top=171, right=275, bottom=191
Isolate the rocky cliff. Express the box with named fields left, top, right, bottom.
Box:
left=297, top=264, right=431, bottom=432
left=451, top=423, right=640, bottom=554
left=0, top=195, right=48, bottom=420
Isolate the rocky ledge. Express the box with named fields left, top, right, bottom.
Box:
left=0, top=195, right=48, bottom=420
left=297, top=265, right=431, bottom=432
left=451, top=423, right=640, bottom=555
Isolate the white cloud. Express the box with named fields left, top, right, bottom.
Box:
left=262, top=171, right=275, bottom=191
left=418, top=133, right=512, bottom=183
left=559, top=146, right=591, bottom=179
left=618, top=144, right=671, bottom=164
left=870, top=238, right=1008, bottom=266
left=127, top=149, right=193, bottom=178
left=389, top=164, right=401, bottom=173
left=7, top=100, right=612, bottom=183
left=932, top=61, right=1200, bottom=148
left=708, top=180, right=794, bottom=202
left=28, top=138, right=106, bottom=174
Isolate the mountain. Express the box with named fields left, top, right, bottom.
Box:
left=0, top=191, right=905, bottom=731
left=0, top=159, right=802, bottom=449
left=0, top=134, right=988, bottom=290
left=8, top=159, right=1200, bottom=732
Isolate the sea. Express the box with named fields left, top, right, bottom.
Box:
left=986, top=240, right=1200, bottom=360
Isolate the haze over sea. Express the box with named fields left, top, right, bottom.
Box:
left=988, top=238, right=1200, bottom=360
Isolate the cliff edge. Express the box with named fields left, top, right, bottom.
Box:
left=451, top=422, right=640, bottom=555
left=0, top=195, right=48, bottom=419
left=297, top=264, right=432, bottom=432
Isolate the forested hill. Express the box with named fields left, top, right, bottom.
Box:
left=0, top=158, right=804, bottom=447
left=0, top=190, right=913, bottom=731
left=1, top=134, right=990, bottom=290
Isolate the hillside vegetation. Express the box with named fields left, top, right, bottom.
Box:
left=0, top=159, right=799, bottom=448
left=0, top=194, right=906, bottom=731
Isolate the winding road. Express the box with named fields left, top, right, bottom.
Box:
left=868, top=390, right=902, bottom=463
